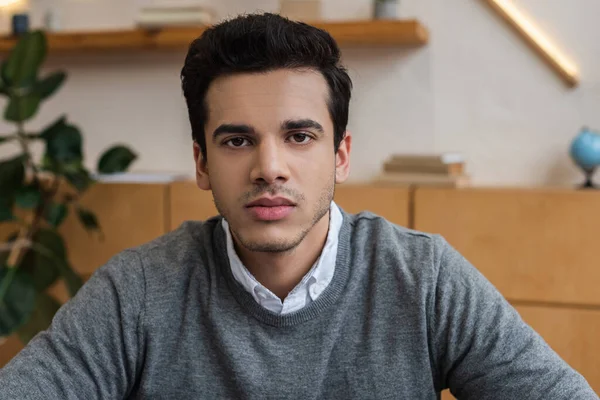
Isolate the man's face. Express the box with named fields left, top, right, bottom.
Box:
left=193, top=68, right=351, bottom=253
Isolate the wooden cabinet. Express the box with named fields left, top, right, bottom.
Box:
left=414, top=187, right=600, bottom=395
left=414, top=187, right=600, bottom=307
left=334, top=184, right=410, bottom=227
left=169, top=181, right=217, bottom=230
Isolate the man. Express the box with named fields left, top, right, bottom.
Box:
left=0, top=12, right=597, bottom=399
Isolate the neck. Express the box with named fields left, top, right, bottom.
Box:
left=233, top=211, right=331, bottom=300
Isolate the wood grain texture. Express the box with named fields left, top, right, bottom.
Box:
left=414, top=187, right=600, bottom=306
left=334, top=184, right=411, bottom=227
left=0, top=335, right=23, bottom=368
left=0, top=20, right=428, bottom=54
left=59, top=183, right=168, bottom=275
left=168, top=181, right=218, bottom=231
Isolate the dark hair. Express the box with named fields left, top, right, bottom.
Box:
left=180, top=12, right=352, bottom=159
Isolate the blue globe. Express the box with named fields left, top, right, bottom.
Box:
left=570, top=128, right=600, bottom=170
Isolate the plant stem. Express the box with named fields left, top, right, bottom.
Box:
left=16, top=121, right=40, bottom=178
left=5, top=103, right=46, bottom=269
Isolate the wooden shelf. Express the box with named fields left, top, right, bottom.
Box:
left=0, top=19, right=428, bottom=54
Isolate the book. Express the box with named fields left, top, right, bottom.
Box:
left=384, top=152, right=465, bottom=167
left=373, top=172, right=471, bottom=188
left=382, top=161, right=464, bottom=176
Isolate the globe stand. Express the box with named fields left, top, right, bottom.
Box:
left=579, top=167, right=597, bottom=190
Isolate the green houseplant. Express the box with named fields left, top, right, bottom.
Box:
left=0, top=30, right=137, bottom=345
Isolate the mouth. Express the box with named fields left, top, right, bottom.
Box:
left=245, top=197, right=297, bottom=221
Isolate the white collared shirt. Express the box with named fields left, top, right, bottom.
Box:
left=221, top=201, right=343, bottom=315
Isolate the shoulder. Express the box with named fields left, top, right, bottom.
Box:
left=343, top=209, right=447, bottom=256
left=96, top=216, right=223, bottom=287
left=340, top=209, right=458, bottom=284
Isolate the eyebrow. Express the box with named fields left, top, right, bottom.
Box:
left=211, top=119, right=325, bottom=142
left=212, top=124, right=255, bottom=142
left=281, top=119, right=324, bottom=134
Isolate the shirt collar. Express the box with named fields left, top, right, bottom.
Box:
left=221, top=201, right=342, bottom=308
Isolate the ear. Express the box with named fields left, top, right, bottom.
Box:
left=193, top=142, right=211, bottom=190
left=335, top=131, right=352, bottom=184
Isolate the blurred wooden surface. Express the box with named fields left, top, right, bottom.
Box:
left=414, top=187, right=600, bottom=306
left=441, top=390, right=454, bottom=400
left=60, top=183, right=169, bottom=276
left=0, top=336, right=22, bottom=368
left=0, top=20, right=428, bottom=54
left=169, top=181, right=217, bottom=230
left=334, top=184, right=410, bottom=227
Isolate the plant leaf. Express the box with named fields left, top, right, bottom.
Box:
left=2, top=30, right=47, bottom=88
left=20, top=229, right=66, bottom=292
left=0, top=196, right=15, bottom=222
left=0, top=62, right=10, bottom=87
left=77, top=207, right=100, bottom=233
left=97, top=145, right=137, bottom=174
left=26, top=229, right=82, bottom=297
left=0, top=266, right=36, bottom=337
left=15, top=292, right=61, bottom=345
left=36, top=72, right=66, bottom=100
left=43, top=122, right=83, bottom=165
left=15, top=184, right=42, bottom=209
left=4, top=92, right=41, bottom=122
left=45, top=202, right=68, bottom=228
left=0, top=155, right=25, bottom=195
left=40, top=115, right=67, bottom=140
left=64, top=165, right=93, bottom=193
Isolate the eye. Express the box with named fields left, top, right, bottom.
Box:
left=224, top=137, right=251, bottom=147
left=289, top=133, right=312, bottom=144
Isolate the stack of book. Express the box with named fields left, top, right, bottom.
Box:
left=136, top=3, right=214, bottom=28
left=374, top=153, right=471, bottom=187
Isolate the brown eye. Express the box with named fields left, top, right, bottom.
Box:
left=225, top=137, right=250, bottom=147
left=291, top=133, right=311, bottom=144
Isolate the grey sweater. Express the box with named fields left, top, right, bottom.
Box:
left=0, top=211, right=597, bottom=399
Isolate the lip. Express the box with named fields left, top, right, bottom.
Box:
left=245, top=196, right=296, bottom=221
left=245, top=197, right=296, bottom=207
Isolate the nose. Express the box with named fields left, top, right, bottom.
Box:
left=249, top=138, right=290, bottom=185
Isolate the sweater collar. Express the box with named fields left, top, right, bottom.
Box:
left=213, top=207, right=354, bottom=327
left=221, top=201, right=343, bottom=314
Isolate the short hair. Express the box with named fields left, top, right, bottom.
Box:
left=180, top=12, right=353, bottom=160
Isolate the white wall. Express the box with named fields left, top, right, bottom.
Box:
left=0, top=0, right=596, bottom=187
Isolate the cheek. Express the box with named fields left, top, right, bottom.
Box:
left=291, top=148, right=335, bottom=183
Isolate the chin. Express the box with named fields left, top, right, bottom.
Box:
left=236, top=227, right=303, bottom=253
left=240, top=237, right=299, bottom=253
